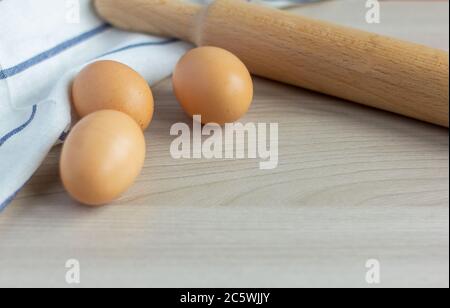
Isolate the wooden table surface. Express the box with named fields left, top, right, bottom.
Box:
left=0, top=0, right=448, bottom=288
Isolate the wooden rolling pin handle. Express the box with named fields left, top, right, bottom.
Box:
left=95, top=0, right=202, bottom=42
left=95, top=0, right=449, bottom=127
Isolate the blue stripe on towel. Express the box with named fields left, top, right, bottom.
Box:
left=0, top=24, right=110, bottom=147
left=97, top=38, right=179, bottom=58
left=0, top=30, right=180, bottom=211
left=0, top=186, right=23, bottom=212
left=0, top=23, right=111, bottom=80
left=1, top=38, right=180, bottom=148
left=0, top=105, right=37, bottom=147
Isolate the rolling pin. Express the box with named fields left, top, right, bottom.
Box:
left=95, top=0, right=449, bottom=127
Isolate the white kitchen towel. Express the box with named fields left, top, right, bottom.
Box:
left=0, top=0, right=320, bottom=211
left=0, top=0, right=193, bottom=211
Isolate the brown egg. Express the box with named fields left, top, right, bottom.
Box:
left=173, top=46, right=253, bottom=125
left=60, top=110, right=146, bottom=206
left=72, top=60, right=154, bottom=130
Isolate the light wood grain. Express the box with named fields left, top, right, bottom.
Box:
left=96, top=0, right=449, bottom=126
left=0, top=0, right=448, bottom=288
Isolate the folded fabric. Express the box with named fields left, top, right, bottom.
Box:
left=0, top=0, right=321, bottom=211
left=0, top=0, right=193, bottom=211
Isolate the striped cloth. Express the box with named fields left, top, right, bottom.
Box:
left=0, top=0, right=192, bottom=211
left=0, top=0, right=321, bottom=211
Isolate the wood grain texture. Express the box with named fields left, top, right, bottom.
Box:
left=201, top=0, right=449, bottom=126
left=96, top=0, right=449, bottom=126
left=0, top=0, right=448, bottom=288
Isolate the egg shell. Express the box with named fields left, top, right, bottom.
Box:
left=72, top=60, right=154, bottom=130
left=173, top=46, right=253, bottom=125
left=60, top=110, right=146, bottom=206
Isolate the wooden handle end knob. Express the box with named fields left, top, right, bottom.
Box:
left=94, top=0, right=202, bottom=42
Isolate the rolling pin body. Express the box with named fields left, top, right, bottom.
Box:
left=95, top=0, right=449, bottom=127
